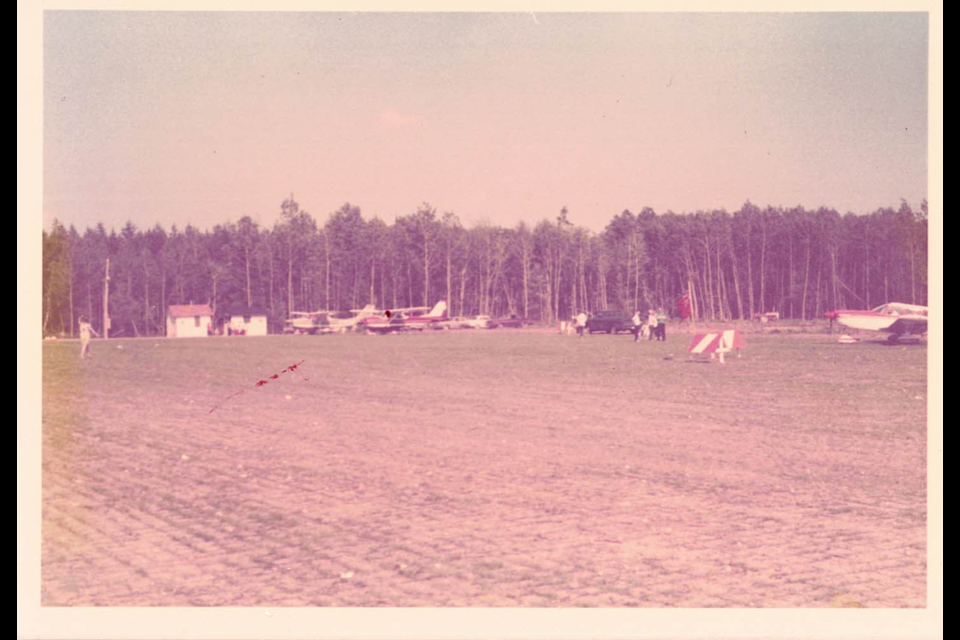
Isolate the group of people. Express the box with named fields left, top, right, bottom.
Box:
left=571, top=308, right=669, bottom=341
left=632, top=308, right=668, bottom=342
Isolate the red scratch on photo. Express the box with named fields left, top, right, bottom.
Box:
left=209, top=359, right=308, bottom=413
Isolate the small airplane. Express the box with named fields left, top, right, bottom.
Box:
left=287, top=304, right=379, bottom=334
left=824, top=302, right=928, bottom=343
left=317, top=304, right=379, bottom=334
left=287, top=311, right=321, bottom=334
left=361, top=300, right=448, bottom=333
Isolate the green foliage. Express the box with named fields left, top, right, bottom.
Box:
left=42, top=220, right=72, bottom=336
left=44, top=197, right=929, bottom=335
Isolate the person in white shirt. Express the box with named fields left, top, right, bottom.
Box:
left=632, top=311, right=643, bottom=342
left=78, top=317, right=99, bottom=359
left=576, top=311, right=588, bottom=338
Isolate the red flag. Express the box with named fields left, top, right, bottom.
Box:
left=677, top=292, right=691, bottom=320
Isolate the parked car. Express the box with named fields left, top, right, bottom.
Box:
left=462, top=315, right=498, bottom=329
left=496, top=315, right=536, bottom=328
left=585, top=309, right=634, bottom=334
left=435, top=315, right=498, bottom=330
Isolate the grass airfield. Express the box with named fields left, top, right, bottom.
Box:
left=41, top=328, right=927, bottom=606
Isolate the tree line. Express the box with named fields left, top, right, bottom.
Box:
left=41, top=197, right=928, bottom=337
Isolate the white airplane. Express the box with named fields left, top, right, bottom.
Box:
left=287, top=311, right=322, bottom=334
left=361, top=300, right=448, bottom=333
left=288, top=304, right=379, bottom=334
left=825, top=302, right=928, bottom=342
left=317, top=304, right=380, bottom=334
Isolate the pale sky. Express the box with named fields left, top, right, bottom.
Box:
left=42, top=11, right=929, bottom=233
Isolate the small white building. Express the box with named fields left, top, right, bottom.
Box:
left=222, top=307, right=269, bottom=336
left=166, top=304, right=214, bottom=338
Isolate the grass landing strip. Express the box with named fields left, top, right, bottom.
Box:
left=41, top=330, right=927, bottom=607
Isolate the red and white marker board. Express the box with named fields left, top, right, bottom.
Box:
left=688, top=329, right=746, bottom=361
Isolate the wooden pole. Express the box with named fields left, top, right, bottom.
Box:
left=103, top=258, right=110, bottom=339
left=688, top=277, right=698, bottom=333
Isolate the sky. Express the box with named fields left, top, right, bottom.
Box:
left=42, top=11, right=929, bottom=233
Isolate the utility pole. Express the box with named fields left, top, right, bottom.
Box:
left=689, top=277, right=698, bottom=333
left=103, top=258, right=110, bottom=339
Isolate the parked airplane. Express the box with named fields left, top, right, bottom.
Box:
left=362, top=300, right=448, bottom=333
left=824, top=302, right=928, bottom=342
left=317, top=304, right=379, bottom=334
left=287, top=304, right=379, bottom=334
left=287, top=311, right=322, bottom=334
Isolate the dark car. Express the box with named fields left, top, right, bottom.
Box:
left=587, top=309, right=633, bottom=333
left=496, top=315, right=535, bottom=328
left=586, top=309, right=634, bottom=334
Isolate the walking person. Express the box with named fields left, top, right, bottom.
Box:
left=78, top=317, right=99, bottom=359
left=576, top=310, right=588, bottom=339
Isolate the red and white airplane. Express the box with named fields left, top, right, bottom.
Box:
left=824, top=302, right=928, bottom=342
left=361, top=300, right=449, bottom=333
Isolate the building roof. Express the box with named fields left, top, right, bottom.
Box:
left=168, top=304, right=214, bottom=318
left=221, top=306, right=270, bottom=318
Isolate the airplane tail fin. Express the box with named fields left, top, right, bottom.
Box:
left=430, top=300, right=448, bottom=318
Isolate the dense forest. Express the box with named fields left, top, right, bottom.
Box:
left=41, top=197, right=928, bottom=337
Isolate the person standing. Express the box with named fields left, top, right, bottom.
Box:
left=632, top=310, right=643, bottom=342
left=576, top=310, right=588, bottom=339
left=647, top=309, right=658, bottom=341
left=656, top=307, right=668, bottom=341
left=78, top=317, right=99, bottom=359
